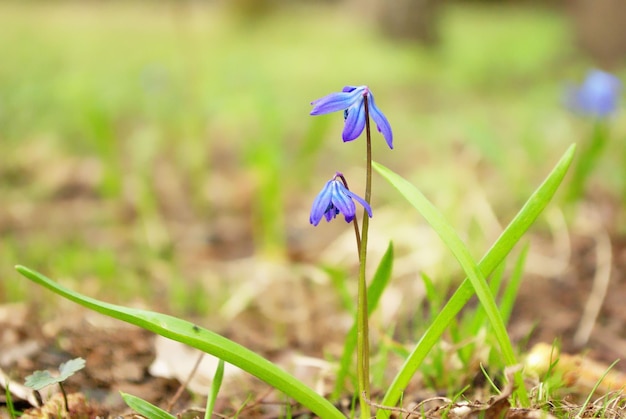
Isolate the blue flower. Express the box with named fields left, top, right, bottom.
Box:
left=310, top=85, right=393, bottom=149
left=310, top=173, right=373, bottom=226
left=566, top=69, right=622, bottom=118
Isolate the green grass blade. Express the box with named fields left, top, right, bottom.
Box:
left=454, top=261, right=507, bottom=368
left=5, top=380, right=17, bottom=419
left=373, top=164, right=525, bottom=404
left=421, top=272, right=442, bottom=316
left=15, top=266, right=345, bottom=419
left=488, top=260, right=507, bottom=297
left=205, top=359, right=225, bottom=419
left=332, top=242, right=394, bottom=399
left=374, top=144, right=575, bottom=418
left=467, top=260, right=507, bottom=336
left=121, top=392, right=176, bottom=419
left=479, top=364, right=501, bottom=395
left=576, top=359, right=620, bottom=417
left=499, top=243, right=529, bottom=325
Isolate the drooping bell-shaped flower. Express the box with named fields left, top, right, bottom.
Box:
left=309, top=173, right=372, bottom=226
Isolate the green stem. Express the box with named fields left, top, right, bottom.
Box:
left=566, top=121, right=608, bottom=203
left=357, top=94, right=373, bottom=418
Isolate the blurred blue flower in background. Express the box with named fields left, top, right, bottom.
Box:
left=310, top=85, right=393, bottom=149
left=567, top=69, right=622, bottom=118
left=310, top=173, right=372, bottom=226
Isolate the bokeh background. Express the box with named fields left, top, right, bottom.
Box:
left=1, top=0, right=625, bottom=337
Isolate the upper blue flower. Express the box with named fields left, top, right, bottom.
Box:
left=310, top=85, right=393, bottom=149
left=567, top=69, right=622, bottom=118
left=310, top=173, right=373, bottom=226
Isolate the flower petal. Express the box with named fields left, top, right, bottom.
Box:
left=310, top=92, right=353, bottom=115
left=310, top=88, right=363, bottom=115
left=309, top=180, right=333, bottom=226
left=345, top=189, right=373, bottom=218
left=585, top=72, right=620, bottom=116
left=324, top=206, right=338, bottom=222
left=331, top=181, right=357, bottom=222
left=566, top=70, right=621, bottom=118
left=368, top=93, right=393, bottom=149
left=342, top=102, right=366, bottom=142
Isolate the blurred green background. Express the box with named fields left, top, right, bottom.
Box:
left=1, top=0, right=625, bottom=318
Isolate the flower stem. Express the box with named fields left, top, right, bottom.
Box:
left=566, top=121, right=608, bottom=203
left=357, top=94, right=372, bottom=418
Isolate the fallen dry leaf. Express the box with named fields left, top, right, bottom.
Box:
left=20, top=392, right=105, bottom=419
left=148, top=335, right=243, bottom=395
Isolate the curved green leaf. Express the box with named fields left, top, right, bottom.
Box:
left=374, top=144, right=575, bottom=417
left=16, top=266, right=345, bottom=419
left=121, top=392, right=176, bottom=419
left=373, top=161, right=525, bottom=405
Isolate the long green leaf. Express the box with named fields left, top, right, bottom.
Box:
left=121, top=392, right=176, bottom=419
left=374, top=144, right=575, bottom=418
left=333, top=242, right=394, bottom=399
left=15, top=266, right=345, bottom=419
left=373, top=162, right=524, bottom=405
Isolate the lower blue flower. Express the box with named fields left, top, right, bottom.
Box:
left=310, top=173, right=373, bottom=226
